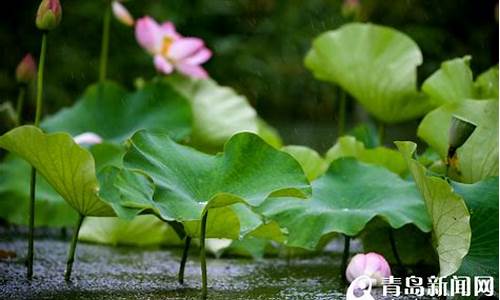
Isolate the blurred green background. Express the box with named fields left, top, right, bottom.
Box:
left=0, top=0, right=498, bottom=150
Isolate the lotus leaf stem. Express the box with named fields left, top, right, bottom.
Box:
left=178, top=236, right=191, bottom=284
left=200, top=211, right=208, bottom=298
left=64, top=214, right=84, bottom=281
left=341, top=234, right=351, bottom=281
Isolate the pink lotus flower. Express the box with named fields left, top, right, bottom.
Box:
left=135, top=16, right=212, bottom=79
left=112, top=1, right=134, bottom=27
left=346, top=252, right=391, bottom=286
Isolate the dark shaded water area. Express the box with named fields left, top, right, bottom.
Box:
left=0, top=227, right=434, bottom=299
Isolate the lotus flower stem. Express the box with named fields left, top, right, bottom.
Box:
left=64, top=214, right=84, bottom=281
left=338, top=88, right=346, bottom=137
left=34, top=33, right=47, bottom=127
left=99, top=2, right=111, bottom=82
left=341, top=234, right=351, bottom=280
left=200, top=211, right=208, bottom=298
left=178, top=236, right=191, bottom=284
left=26, top=32, right=48, bottom=280
left=388, top=229, right=405, bottom=274
left=15, top=86, right=26, bottom=126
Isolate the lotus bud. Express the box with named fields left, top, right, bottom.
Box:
left=342, top=0, right=361, bottom=19
left=448, top=116, right=477, bottom=150
left=36, top=0, right=62, bottom=31
left=16, top=54, right=37, bottom=84
left=74, top=132, right=103, bottom=146
left=346, top=252, right=391, bottom=286
left=112, top=1, right=134, bottom=26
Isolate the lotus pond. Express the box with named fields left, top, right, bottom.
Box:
left=0, top=1, right=498, bottom=299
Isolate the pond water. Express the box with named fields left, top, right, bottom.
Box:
left=0, top=228, right=431, bottom=299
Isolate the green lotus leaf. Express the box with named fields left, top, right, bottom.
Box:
left=90, top=143, right=125, bottom=171
left=0, top=154, right=78, bottom=227
left=474, top=66, right=499, bottom=99
left=0, top=126, right=114, bottom=217
left=326, top=136, right=407, bottom=176
left=396, top=141, right=471, bottom=277
left=247, top=220, right=287, bottom=243
left=282, top=145, right=328, bottom=181
left=165, top=75, right=258, bottom=151
left=181, top=203, right=265, bottom=239
left=422, top=56, right=474, bottom=106
left=348, top=123, right=380, bottom=148
left=42, top=80, right=192, bottom=142
left=417, top=99, right=498, bottom=183
left=78, top=215, right=182, bottom=247
left=452, top=177, right=498, bottom=281
left=422, top=57, right=498, bottom=105
left=257, top=158, right=431, bottom=250
left=305, top=23, right=432, bottom=123
left=112, top=130, right=310, bottom=239
left=0, top=141, right=125, bottom=226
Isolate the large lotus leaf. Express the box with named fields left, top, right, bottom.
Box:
left=0, top=154, right=78, bottom=227
left=247, top=220, right=287, bottom=243
left=326, top=136, right=407, bottom=176
left=474, top=66, right=499, bottom=99
left=99, top=158, right=251, bottom=237
left=396, top=141, right=471, bottom=277
left=452, top=177, right=498, bottom=281
left=0, top=142, right=124, bottom=227
left=305, top=23, right=432, bottom=123
left=422, top=56, right=474, bottom=106
left=0, top=126, right=114, bottom=217
left=417, top=99, right=498, bottom=183
left=78, top=215, right=182, bottom=247
left=257, top=158, right=431, bottom=250
left=165, top=75, right=258, bottom=151
left=89, top=143, right=125, bottom=171
left=282, top=145, right=328, bottom=181
left=42, top=80, right=192, bottom=142
left=422, top=57, right=498, bottom=105
left=113, top=130, right=310, bottom=239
